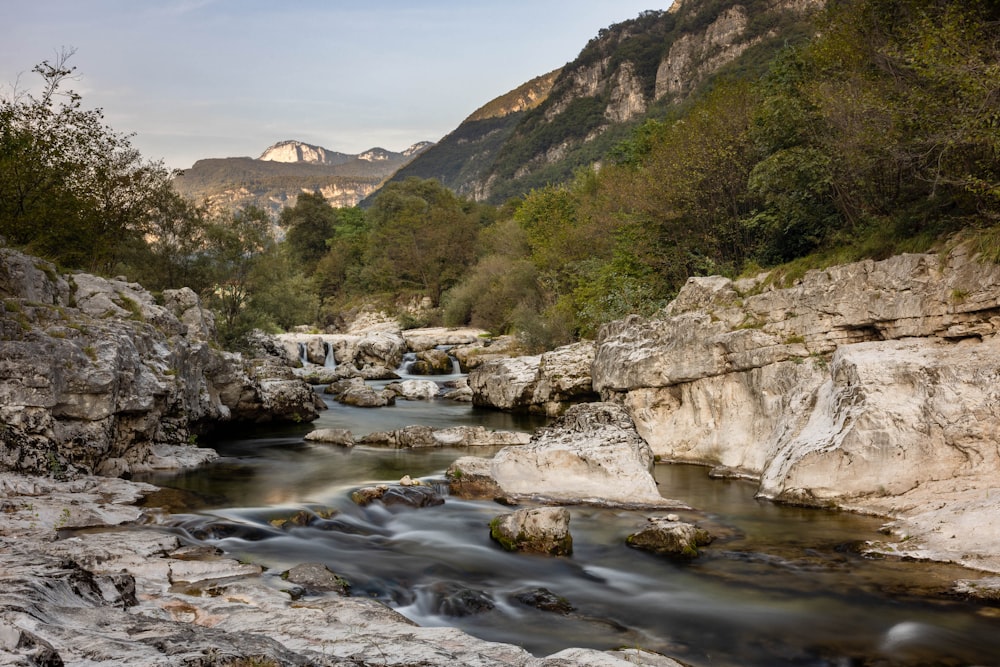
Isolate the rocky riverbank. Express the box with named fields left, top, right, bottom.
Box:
left=593, top=243, right=1000, bottom=573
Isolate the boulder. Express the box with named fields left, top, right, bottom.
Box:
left=450, top=334, right=524, bottom=371
left=338, top=383, right=396, bottom=408
left=490, top=507, right=573, bottom=556
left=489, top=402, right=675, bottom=507
left=360, top=425, right=530, bottom=449
left=401, top=326, right=489, bottom=351
left=304, top=428, right=355, bottom=446
left=442, top=377, right=474, bottom=401
left=626, top=517, right=713, bottom=558
left=386, top=379, right=441, bottom=400
left=409, top=348, right=455, bottom=375
left=281, top=562, right=350, bottom=595
left=447, top=456, right=505, bottom=499
left=469, top=341, right=598, bottom=415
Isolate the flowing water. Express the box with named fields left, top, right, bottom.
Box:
left=139, top=371, right=1000, bottom=667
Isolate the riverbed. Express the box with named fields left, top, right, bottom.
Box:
left=139, top=382, right=1000, bottom=667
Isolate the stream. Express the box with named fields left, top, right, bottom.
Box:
left=139, top=369, right=1000, bottom=667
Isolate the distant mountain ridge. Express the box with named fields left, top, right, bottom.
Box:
left=173, top=140, right=432, bottom=214
left=380, top=0, right=823, bottom=203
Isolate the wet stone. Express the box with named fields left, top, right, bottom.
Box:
left=512, top=587, right=575, bottom=614
left=281, top=562, right=351, bottom=595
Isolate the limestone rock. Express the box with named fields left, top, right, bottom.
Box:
left=489, top=402, right=673, bottom=507
left=490, top=507, right=573, bottom=556
left=451, top=334, right=523, bottom=371
left=626, top=517, right=713, bottom=558
left=360, top=425, right=530, bottom=449
left=401, top=326, right=489, bottom=351
left=593, top=243, right=1000, bottom=571
left=447, top=456, right=505, bottom=499
left=409, top=348, right=455, bottom=374
left=304, top=428, right=355, bottom=446
left=386, top=378, right=441, bottom=400
left=469, top=341, right=598, bottom=415
left=0, top=249, right=318, bottom=478
left=281, top=562, right=350, bottom=595
left=442, top=377, right=474, bottom=401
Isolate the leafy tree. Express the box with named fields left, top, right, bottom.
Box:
left=360, top=178, right=479, bottom=302
left=0, top=50, right=175, bottom=273
left=280, top=191, right=338, bottom=272
left=201, top=205, right=275, bottom=346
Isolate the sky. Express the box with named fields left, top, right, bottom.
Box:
left=1, top=1, right=668, bottom=170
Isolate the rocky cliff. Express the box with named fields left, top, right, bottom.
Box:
left=173, top=140, right=432, bottom=215
left=593, top=244, right=1000, bottom=571
left=383, top=0, right=822, bottom=204
left=0, top=249, right=320, bottom=478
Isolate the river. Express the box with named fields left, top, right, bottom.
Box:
left=139, top=372, right=1000, bottom=667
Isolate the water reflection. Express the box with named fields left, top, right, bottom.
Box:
left=140, top=392, right=1000, bottom=666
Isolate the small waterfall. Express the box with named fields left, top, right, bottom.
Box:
left=298, top=342, right=309, bottom=366
left=324, top=341, right=336, bottom=369
left=398, top=352, right=417, bottom=375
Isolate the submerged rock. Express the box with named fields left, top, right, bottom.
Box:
left=490, top=507, right=573, bottom=556
left=512, top=587, right=575, bottom=614
left=425, top=581, right=495, bottom=617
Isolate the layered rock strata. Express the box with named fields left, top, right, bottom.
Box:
left=468, top=341, right=598, bottom=416
left=594, top=245, right=1000, bottom=571
left=0, top=249, right=319, bottom=478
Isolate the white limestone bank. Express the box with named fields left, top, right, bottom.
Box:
left=594, top=245, right=1000, bottom=572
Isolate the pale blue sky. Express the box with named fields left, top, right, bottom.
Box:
left=1, top=1, right=667, bottom=169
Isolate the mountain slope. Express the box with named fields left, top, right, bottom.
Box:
left=173, top=140, right=431, bottom=215
left=383, top=0, right=823, bottom=204
left=370, top=69, right=561, bottom=202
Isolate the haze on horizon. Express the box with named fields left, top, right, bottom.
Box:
left=1, top=1, right=668, bottom=171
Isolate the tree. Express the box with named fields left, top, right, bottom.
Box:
left=0, top=50, right=176, bottom=273
left=201, top=205, right=275, bottom=346
left=280, top=191, right=338, bottom=272
left=361, top=178, right=480, bottom=302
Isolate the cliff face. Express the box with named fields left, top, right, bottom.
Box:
left=593, top=245, right=1000, bottom=571
left=0, top=249, right=319, bottom=478
left=387, top=0, right=822, bottom=204
left=173, top=141, right=432, bottom=215
left=373, top=70, right=561, bottom=202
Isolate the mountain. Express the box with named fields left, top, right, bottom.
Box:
left=364, top=69, right=561, bottom=205
left=172, top=140, right=432, bottom=215
left=379, top=0, right=823, bottom=204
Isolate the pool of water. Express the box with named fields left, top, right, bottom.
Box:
left=140, top=386, right=1000, bottom=666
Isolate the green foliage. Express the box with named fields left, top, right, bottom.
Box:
left=360, top=178, right=480, bottom=302
left=280, top=191, right=338, bottom=272
left=0, top=50, right=177, bottom=274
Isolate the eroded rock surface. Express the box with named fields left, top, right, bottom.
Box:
left=0, top=249, right=318, bottom=478
left=469, top=341, right=598, bottom=416
left=594, top=244, right=1000, bottom=571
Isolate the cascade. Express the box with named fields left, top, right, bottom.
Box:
left=298, top=342, right=309, bottom=366
left=324, top=341, right=337, bottom=369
